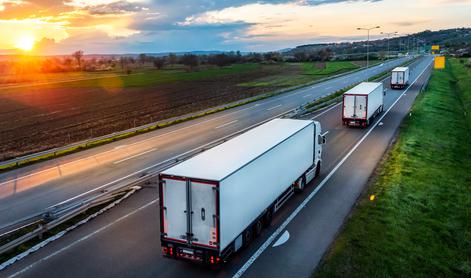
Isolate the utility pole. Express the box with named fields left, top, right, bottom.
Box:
left=381, top=31, right=398, bottom=60
left=357, top=26, right=380, bottom=81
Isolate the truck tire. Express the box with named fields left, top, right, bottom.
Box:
left=254, top=219, right=263, bottom=237
left=315, top=162, right=321, bottom=178
left=263, top=208, right=273, bottom=227
left=243, top=228, right=252, bottom=246
left=295, top=176, right=305, bottom=192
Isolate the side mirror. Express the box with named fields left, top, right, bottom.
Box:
left=322, top=135, right=327, bottom=144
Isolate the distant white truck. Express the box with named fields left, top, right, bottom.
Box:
left=342, top=82, right=384, bottom=127
left=390, top=67, right=410, bottom=89
left=159, top=118, right=325, bottom=264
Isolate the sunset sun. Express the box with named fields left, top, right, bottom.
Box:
left=15, top=36, right=35, bottom=51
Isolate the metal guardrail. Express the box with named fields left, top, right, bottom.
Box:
left=0, top=57, right=407, bottom=169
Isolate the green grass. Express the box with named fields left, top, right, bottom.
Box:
left=315, top=58, right=471, bottom=277
left=239, top=61, right=361, bottom=88
left=302, top=61, right=359, bottom=75
left=28, top=63, right=261, bottom=89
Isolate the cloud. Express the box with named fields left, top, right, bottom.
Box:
left=392, top=20, right=430, bottom=27
left=64, top=0, right=149, bottom=16
left=0, top=0, right=26, bottom=11
left=87, top=2, right=146, bottom=15
left=1, top=0, right=470, bottom=54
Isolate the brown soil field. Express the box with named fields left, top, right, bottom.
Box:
left=0, top=64, right=302, bottom=160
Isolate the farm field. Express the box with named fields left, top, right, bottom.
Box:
left=0, top=60, right=362, bottom=160
left=315, top=59, right=471, bottom=277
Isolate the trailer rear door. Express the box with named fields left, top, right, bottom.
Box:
left=190, top=181, right=218, bottom=248
left=162, top=178, right=187, bottom=242
left=344, top=95, right=366, bottom=119
left=356, top=95, right=367, bottom=118
left=161, top=177, right=218, bottom=248
left=391, top=71, right=399, bottom=84
left=397, top=71, right=404, bottom=84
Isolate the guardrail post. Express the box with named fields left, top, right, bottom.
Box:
left=38, top=224, right=44, bottom=240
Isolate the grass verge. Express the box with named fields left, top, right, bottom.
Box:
left=315, top=58, right=471, bottom=277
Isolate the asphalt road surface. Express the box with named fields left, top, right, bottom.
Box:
left=0, top=57, right=411, bottom=228
left=0, top=55, right=434, bottom=277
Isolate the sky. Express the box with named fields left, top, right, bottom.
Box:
left=0, top=0, right=470, bottom=55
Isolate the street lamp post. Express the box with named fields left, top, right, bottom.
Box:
left=357, top=26, right=380, bottom=81
left=381, top=31, right=398, bottom=60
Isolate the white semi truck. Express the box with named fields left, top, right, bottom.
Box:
left=159, top=118, right=325, bottom=264
left=390, top=67, right=410, bottom=89
left=342, top=82, right=384, bottom=127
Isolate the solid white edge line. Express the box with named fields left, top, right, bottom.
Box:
left=113, top=148, right=157, bottom=165
left=232, top=58, right=433, bottom=278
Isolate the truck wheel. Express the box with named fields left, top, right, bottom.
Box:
left=295, top=176, right=305, bottom=192
left=315, top=162, right=321, bottom=178
left=263, top=209, right=273, bottom=227
left=254, top=219, right=263, bottom=237
left=243, top=229, right=252, bottom=246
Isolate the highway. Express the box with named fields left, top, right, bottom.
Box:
left=0, top=57, right=411, bottom=228
left=0, top=55, right=433, bottom=277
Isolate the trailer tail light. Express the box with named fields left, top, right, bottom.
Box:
left=162, top=247, right=174, bottom=256
left=209, top=256, right=221, bottom=264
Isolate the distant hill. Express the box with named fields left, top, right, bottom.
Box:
left=287, top=28, right=471, bottom=58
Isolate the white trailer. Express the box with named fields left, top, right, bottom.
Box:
left=390, top=67, right=410, bottom=89
left=159, top=118, right=325, bottom=264
left=342, top=82, right=384, bottom=127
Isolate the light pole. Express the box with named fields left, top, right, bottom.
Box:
left=357, top=26, right=380, bottom=81
left=381, top=31, right=398, bottom=60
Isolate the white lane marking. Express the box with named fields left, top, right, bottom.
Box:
left=53, top=108, right=294, bottom=207
left=266, top=104, right=282, bottom=111
left=321, top=131, right=329, bottom=136
left=113, top=145, right=128, bottom=150
left=312, top=102, right=342, bottom=119
left=272, top=230, right=290, bottom=247
left=325, top=86, right=333, bottom=90
left=302, top=94, right=312, bottom=98
left=215, top=120, right=238, bottom=129
left=0, top=58, right=405, bottom=187
left=7, top=199, right=158, bottom=277
left=0, top=146, right=124, bottom=187
left=113, top=148, right=157, bottom=165
left=232, top=59, right=433, bottom=278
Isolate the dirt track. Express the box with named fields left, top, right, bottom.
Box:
left=0, top=65, right=300, bottom=160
